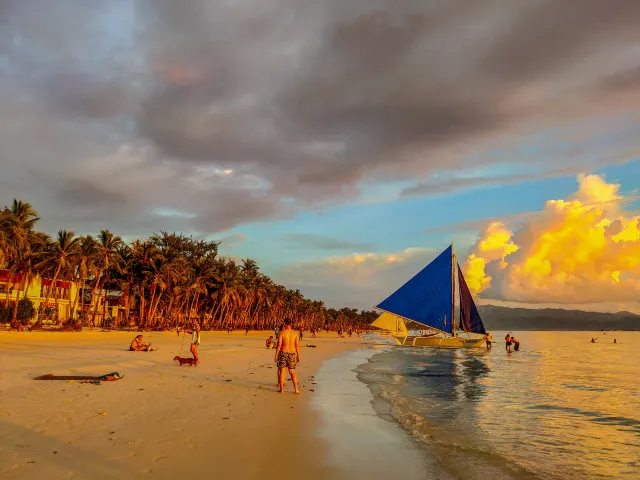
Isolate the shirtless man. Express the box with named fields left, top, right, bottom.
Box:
left=130, top=335, right=151, bottom=351
left=185, top=320, right=201, bottom=364
left=274, top=318, right=300, bottom=394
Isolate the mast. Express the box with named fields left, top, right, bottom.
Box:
left=451, top=243, right=456, bottom=338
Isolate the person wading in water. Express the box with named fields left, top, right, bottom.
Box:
left=274, top=318, right=301, bottom=394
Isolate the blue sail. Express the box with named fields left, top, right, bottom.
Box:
left=376, top=246, right=453, bottom=334
left=457, top=264, right=486, bottom=335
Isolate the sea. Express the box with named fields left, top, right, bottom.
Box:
left=312, top=331, right=640, bottom=480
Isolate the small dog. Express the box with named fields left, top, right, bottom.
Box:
left=173, top=356, right=197, bottom=366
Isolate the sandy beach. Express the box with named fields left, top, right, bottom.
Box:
left=0, top=330, right=367, bottom=479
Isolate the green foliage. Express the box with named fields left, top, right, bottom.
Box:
left=2, top=198, right=379, bottom=331
left=0, top=305, right=13, bottom=323
left=17, top=298, right=35, bottom=322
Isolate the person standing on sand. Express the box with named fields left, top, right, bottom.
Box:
left=185, top=320, right=201, bottom=364
left=275, top=318, right=300, bottom=394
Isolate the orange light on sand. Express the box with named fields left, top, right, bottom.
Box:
left=464, top=174, right=640, bottom=305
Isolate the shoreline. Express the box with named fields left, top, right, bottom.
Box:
left=311, top=345, right=452, bottom=480
left=0, top=330, right=366, bottom=479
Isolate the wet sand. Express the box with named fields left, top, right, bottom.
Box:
left=0, top=330, right=366, bottom=479
left=312, top=347, right=452, bottom=480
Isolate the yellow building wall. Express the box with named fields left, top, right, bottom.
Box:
left=2, top=272, right=120, bottom=324
left=3, top=275, right=89, bottom=322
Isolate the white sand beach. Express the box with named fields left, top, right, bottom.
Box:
left=0, top=330, right=367, bottom=479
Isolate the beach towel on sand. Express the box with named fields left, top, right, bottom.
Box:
left=34, top=372, right=123, bottom=381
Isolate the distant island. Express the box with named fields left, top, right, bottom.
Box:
left=478, top=305, right=640, bottom=331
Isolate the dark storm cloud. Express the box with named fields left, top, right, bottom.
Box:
left=1, top=0, right=639, bottom=237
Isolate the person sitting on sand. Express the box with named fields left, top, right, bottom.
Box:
left=275, top=318, right=300, bottom=394
left=130, top=335, right=152, bottom=351
left=266, top=336, right=274, bottom=349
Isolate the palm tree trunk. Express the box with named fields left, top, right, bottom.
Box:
left=11, top=274, right=28, bottom=325
left=89, top=269, right=104, bottom=325
left=149, top=289, right=163, bottom=327
left=102, top=289, right=108, bottom=326
left=4, top=271, right=14, bottom=307
left=39, top=265, right=61, bottom=324
left=146, top=284, right=157, bottom=326
left=70, top=278, right=80, bottom=321
left=79, top=277, right=85, bottom=319
left=140, top=288, right=146, bottom=327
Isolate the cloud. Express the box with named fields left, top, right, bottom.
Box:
left=283, top=234, right=374, bottom=252
left=1, top=1, right=640, bottom=236
left=218, top=233, right=247, bottom=249
left=463, top=174, right=640, bottom=310
left=274, top=247, right=437, bottom=309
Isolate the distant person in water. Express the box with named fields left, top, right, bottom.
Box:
left=275, top=318, right=300, bottom=394
left=614, top=338, right=617, bottom=344
left=512, top=336, right=520, bottom=351
left=484, top=332, right=492, bottom=349
left=505, top=334, right=512, bottom=352
left=130, top=335, right=152, bottom=351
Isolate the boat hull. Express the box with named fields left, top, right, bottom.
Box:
left=394, top=335, right=485, bottom=348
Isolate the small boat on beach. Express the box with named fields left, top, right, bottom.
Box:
left=374, top=244, right=486, bottom=348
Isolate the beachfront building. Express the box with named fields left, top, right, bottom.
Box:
left=0, top=269, right=124, bottom=324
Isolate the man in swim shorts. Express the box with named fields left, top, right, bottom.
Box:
left=274, top=318, right=300, bottom=394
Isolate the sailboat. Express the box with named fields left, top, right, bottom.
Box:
left=371, top=311, right=409, bottom=337
left=374, top=244, right=487, bottom=348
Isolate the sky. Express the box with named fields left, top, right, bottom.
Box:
left=1, top=1, right=639, bottom=313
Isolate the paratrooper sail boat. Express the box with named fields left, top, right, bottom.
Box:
left=374, top=244, right=487, bottom=348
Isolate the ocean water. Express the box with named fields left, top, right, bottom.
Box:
left=351, top=331, right=640, bottom=480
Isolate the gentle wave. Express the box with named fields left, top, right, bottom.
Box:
left=355, top=331, right=640, bottom=480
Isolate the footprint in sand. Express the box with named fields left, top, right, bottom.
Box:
left=152, top=456, right=166, bottom=462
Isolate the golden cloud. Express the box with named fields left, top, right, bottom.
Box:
left=464, top=174, right=640, bottom=308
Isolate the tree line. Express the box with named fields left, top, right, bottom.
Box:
left=1, top=200, right=379, bottom=331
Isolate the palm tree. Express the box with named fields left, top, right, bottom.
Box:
left=35, top=230, right=80, bottom=323
left=89, top=230, right=123, bottom=326
left=70, top=235, right=96, bottom=323
left=1, top=201, right=380, bottom=333
left=1, top=201, right=40, bottom=308
left=10, top=232, right=48, bottom=325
